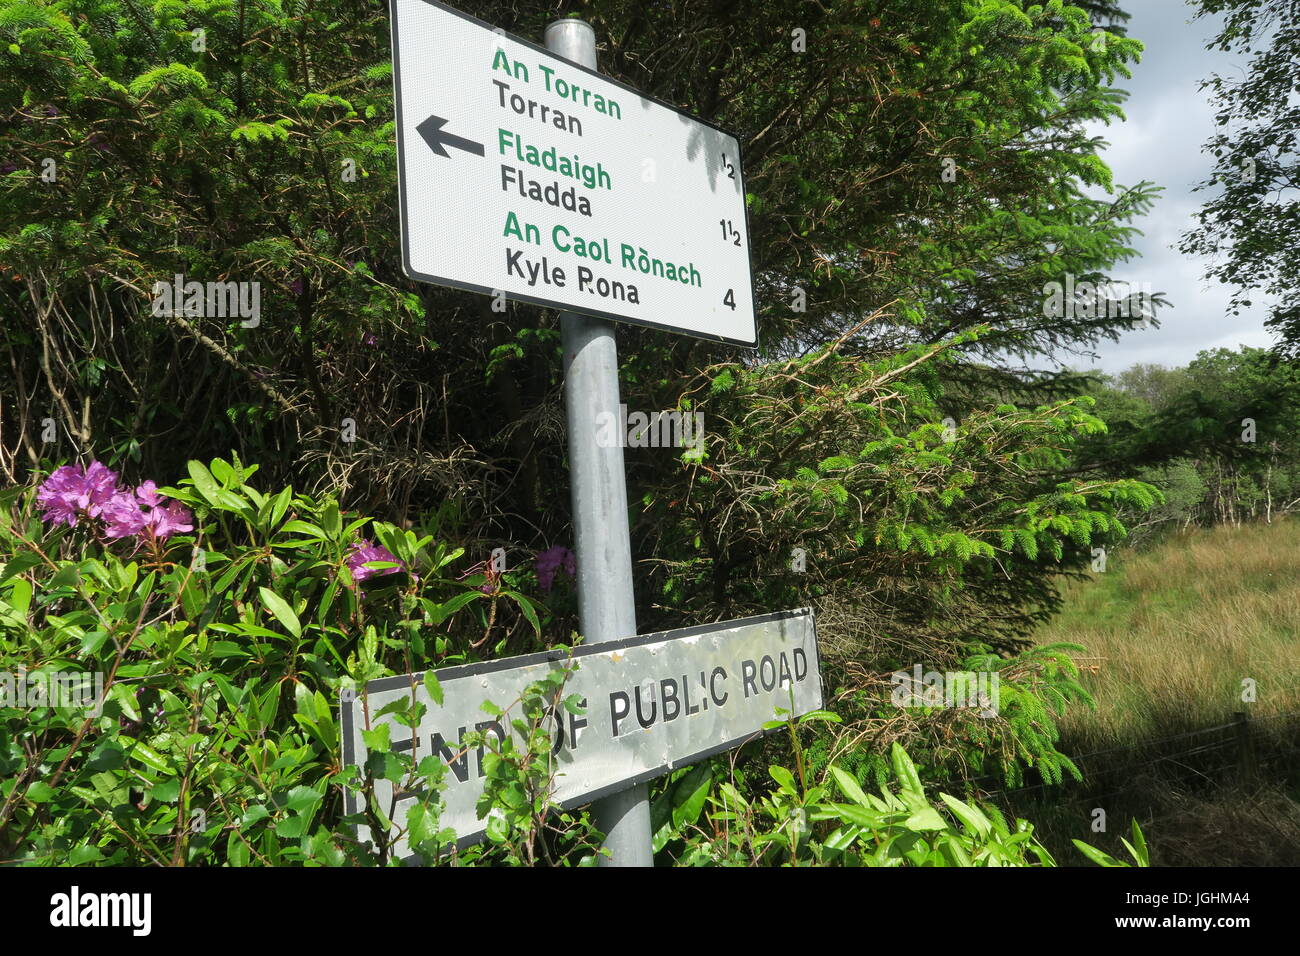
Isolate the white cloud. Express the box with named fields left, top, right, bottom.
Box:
left=1067, top=0, right=1279, bottom=373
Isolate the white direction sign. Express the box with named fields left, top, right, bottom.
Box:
left=341, top=608, right=821, bottom=856
left=390, top=0, right=758, bottom=346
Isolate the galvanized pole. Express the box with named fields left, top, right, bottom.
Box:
left=545, top=17, right=654, bottom=867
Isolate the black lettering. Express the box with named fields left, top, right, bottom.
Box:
left=685, top=673, right=701, bottom=716
left=431, top=728, right=469, bottom=783
left=610, top=691, right=630, bottom=737
left=741, top=660, right=757, bottom=698
left=794, top=648, right=808, bottom=681
left=568, top=699, right=588, bottom=748
left=661, top=678, right=681, bottom=722
left=710, top=666, right=728, bottom=706
left=634, top=683, right=657, bottom=729
left=505, top=247, right=525, bottom=278
left=549, top=702, right=566, bottom=756
left=778, top=652, right=793, bottom=688
left=760, top=655, right=776, bottom=692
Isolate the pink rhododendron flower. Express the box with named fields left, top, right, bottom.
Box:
left=135, top=480, right=162, bottom=508
left=102, top=491, right=148, bottom=539
left=36, top=462, right=120, bottom=527
left=36, top=461, right=193, bottom=542
left=346, top=539, right=404, bottom=582
left=146, top=500, right=194, bottom=540
left=535, top=545, right=576, bottom=592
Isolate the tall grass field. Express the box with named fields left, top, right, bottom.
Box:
left=1006, top=519, right=1300, bottom=865
left=1041, top=519, right=1300, bottom=750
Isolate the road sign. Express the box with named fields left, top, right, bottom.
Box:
left=390, top=0, right=758, bottom=346
left=341, top=608, right=821, bottom=858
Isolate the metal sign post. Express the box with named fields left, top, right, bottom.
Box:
left=386, top=1, right=769, bottom=867
left=546, top=17, right=652, bottom=869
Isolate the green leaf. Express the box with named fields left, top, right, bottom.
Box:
left=830, top=765, right=870, bottom=807
left=279, top=520, right=326, bottom=540
left=1128, top=820, right=1148, bottom=865
left=286, top=785, right=323, bottom=815
left=407, top=802, right=436, bottom=846
left=1073, top=839, right=1125, bottom=867
left=903, top=806, right=948, bottom=832
left=111, top=683, right=140, bottom=721
left=129, top=742, right=169, bottom=773
left=362, top=724, right=391, bottom=752
left=830, top=803, right=883, bottom=829
left=268, top=486, right=293, bottom=528
left=429, top=590, right=484, bottom=623
left=504, top=590, right=541, bottom=636
left=671, top=765, right=712, bottom=831
left=939, top=793, right=991, bottom=836
left=186, top=460, right=223, bottom=507
left=768, top=765, right=797, bottom=794
left=890, top=742, right=924, bottom=795
left=485, top=811, right=510, bottom=843
left=322, top=500, right=341, bottom=539
left=80, top=629, right=109, bottom=656
left=275, top=815, right=308, bottom=838
left=150, top=779, right=181, bottom=802
left=0, top=553, right=42, bottom=585
left=651, top=763, right=713, bottom=853
left=8, top=577, right=32, bottom=615
left=941, top=832, right=973, bottom=866
left=423, top=670, right=444, bottom=707
left=258, top=586, right=302, bottom=638
left=69, top=845, right=105, bottom=864
left=26, top=781, right=57, bottom=803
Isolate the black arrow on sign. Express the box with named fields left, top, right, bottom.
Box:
left=416, top=115, right=484, bottom=159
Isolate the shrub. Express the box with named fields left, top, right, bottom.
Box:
left=0, top=456, right=559, bottom=865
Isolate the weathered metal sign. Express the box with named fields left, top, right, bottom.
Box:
left=389, top=0, right=757, bottom=345
left=341, top=608, right=821, bottom=855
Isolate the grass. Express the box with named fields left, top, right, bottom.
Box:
left=1037, top=518, right=1300, bottom=754
left=1001, top=519, right=1300, bottom=865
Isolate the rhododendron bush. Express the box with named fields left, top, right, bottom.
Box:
left=0, top=457, right=575, bottom=865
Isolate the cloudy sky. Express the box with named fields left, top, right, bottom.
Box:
left=1072, top=0, right=1280, bottom=374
